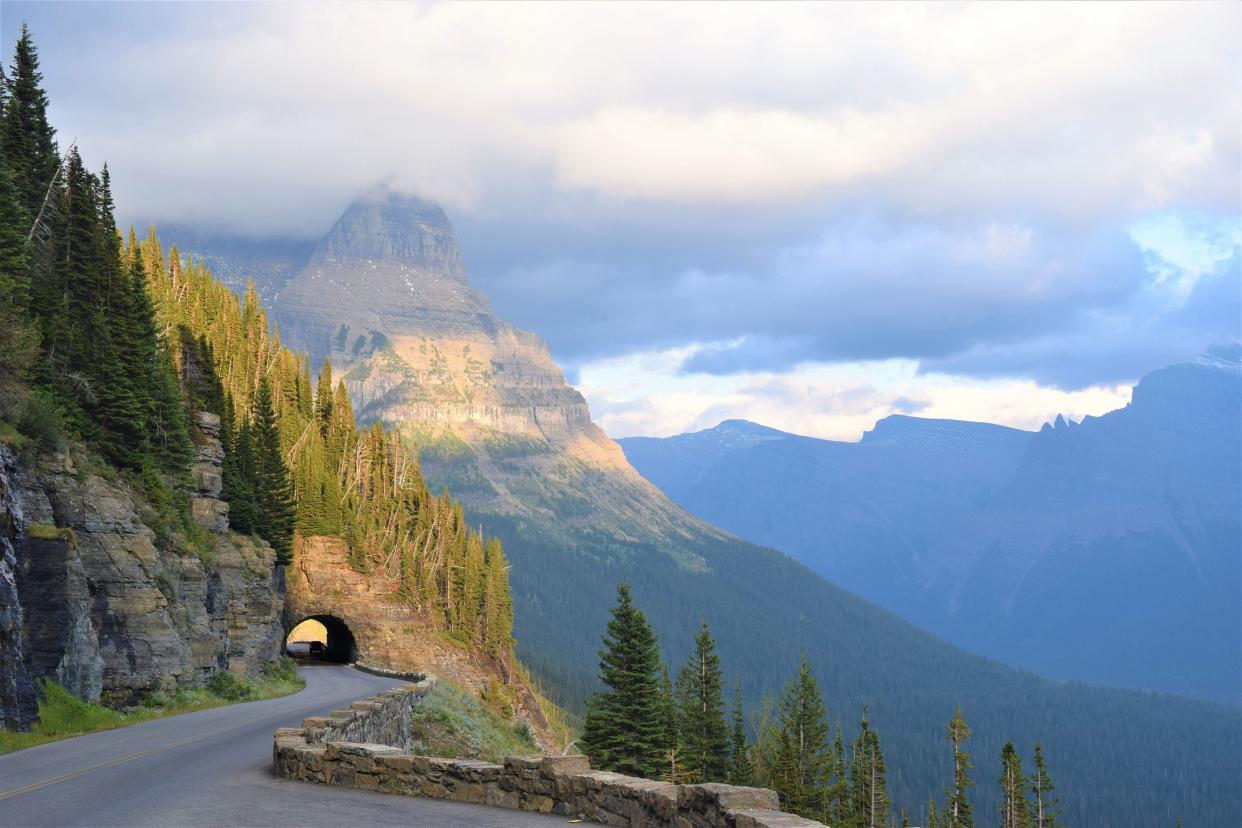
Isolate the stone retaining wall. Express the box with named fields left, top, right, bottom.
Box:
left=273, top=678, right=825, bottom=828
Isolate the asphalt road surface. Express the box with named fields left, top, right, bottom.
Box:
left=0, top=665, right=568, bottom=827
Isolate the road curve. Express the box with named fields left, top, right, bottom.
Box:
left=0, top=665, right=566, bottom=827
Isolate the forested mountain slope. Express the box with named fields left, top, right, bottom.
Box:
left=171, top=190, right=1242, bottom=825
left=620, top=346, right=1242, bottom=703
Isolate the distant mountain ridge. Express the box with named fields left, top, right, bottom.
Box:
left=168, top=194, right=1241, bottom=825
left=620, top=343, right=1242, bottom=702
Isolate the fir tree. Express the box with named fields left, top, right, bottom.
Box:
left=849, top=710, right=891, bottom=828
left=659, top=665, right=680, bottom=775
left=2, top=23, right=58, bottom=217
left=1028, top=744, right=1062, bottom=828
left=772, top=655, right=832, bottom=819
left=728, top=677, right=755, bottom=786
left=1000, top=742, right=1031, bottom=828
left=0, top=163, right=30, bottom=311
left=252, top=378, right=296, bottom=563
left=927, top=799, right=941, bottom=828
left=676, top=620, right=730, bottom=783
left=579, top=583, right=665, bottom=778
left=946, top=706, right=974, bottom=828
left=223, top=411, right=259, bottom=534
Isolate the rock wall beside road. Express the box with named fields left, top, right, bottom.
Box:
left=0, top=412, right=285, bottom=720
left=273, top=678, right=825, bottom=828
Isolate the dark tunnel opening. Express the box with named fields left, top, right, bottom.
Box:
left=285, top=615, right=357, bottom=664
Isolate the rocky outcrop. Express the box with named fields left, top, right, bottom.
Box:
left=287, top=534, right=554, bottom=749
left=273, top=192, right=723, bottom=550
left=273, top=680, right=823, bottom=827
left=0, top=418, right=285, bottom=717
left=190, top=412, right=229, bottom=534
left=0, top=445, right=37, bottom=730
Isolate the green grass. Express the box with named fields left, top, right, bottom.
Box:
left=409, top=680, right=538, bottom=763
left=24, top=522, right=77, bottom=544
left=0, top=658, right=305, bottom=754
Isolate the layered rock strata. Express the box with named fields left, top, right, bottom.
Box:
left=274, top=191, right=722, bottom=546
left=0, top=414, right=285, bottom=716
left=0, top=446, right=37, bottom=729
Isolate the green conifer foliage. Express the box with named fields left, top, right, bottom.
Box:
left=579, top=583, right=665, bottom=778
left=252, top=378, right=296, bottom=563
left=676, top=620, right=730, bottom=783
left=848, top=710, right=892, bottom=828
left=728, top=677, right=755, bottom=786
left=771, top=655, right=833, bottom=819
left=1000, top=742, right=1031, bottom=828
left=1028, top=744, right=1062, bottom=828
left=2, top=23, right=58, bottom=217
left=0, top=164, right=31, bottom=311
left=946, top=706, right=975, bottom=828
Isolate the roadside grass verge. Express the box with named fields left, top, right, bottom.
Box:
left=410, top=680, right=538, bottom=763
left=0, top=658, right=305, bottom=754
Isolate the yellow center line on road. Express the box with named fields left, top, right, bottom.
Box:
left=0, top=698, right=324, bottom=802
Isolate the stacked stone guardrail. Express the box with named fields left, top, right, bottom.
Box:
left=273, top=677, right=825, bottom=827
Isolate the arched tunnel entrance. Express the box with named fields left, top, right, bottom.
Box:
left=285, top=615, right=357, bottom=663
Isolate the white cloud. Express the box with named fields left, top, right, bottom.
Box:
left=22, top=1, right=1240, bottom=234
left=578, top=346, right=1132, bottom=441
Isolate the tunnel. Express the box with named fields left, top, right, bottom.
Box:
left=285, top=615, right=357, bottom=663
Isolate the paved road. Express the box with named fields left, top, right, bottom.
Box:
left=0, top=665, right=567, bottom=827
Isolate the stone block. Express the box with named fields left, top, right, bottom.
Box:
left=541, top=754, right=590, bottom=778
left=731, top=809, right=829, bottom=828
left=520, top=793, right=555, bottom=813
left=504, top=754, right=545, bottom=774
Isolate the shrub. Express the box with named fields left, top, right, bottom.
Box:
left=410, top=680, right=537, bottom=762
left=17, top=389, right=67, bottom=454
left=206, top=669, right=255, bottom=701
left=264, top=656, right=299, bottom=684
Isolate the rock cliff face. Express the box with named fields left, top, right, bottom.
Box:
left=0, top=412, right=286, bottom=720
left=286, top=535, right=554, bottom=749
left=0, top=446, right=37, bottom=729
left=275, top=192, right=719, bottom=547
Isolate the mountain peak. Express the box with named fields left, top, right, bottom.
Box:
left=312, top=190, right=466, bottom=280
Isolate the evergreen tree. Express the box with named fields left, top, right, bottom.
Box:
left=771, top=655, right=832, bottom=819
left=2, top=23, right=58, bottom=217
left=252, top=378, right=296, bottom=563
left=728, top=677, right=754, bottom=786
left=927, top=800, right=940, bottom=828
left=830, top=724, right=850, bottom=827
left=1028, top=744, right=1062, bottom=828
left=676, top=620, right=730, bottom=783
left=579, top=583, right=665, bottom=778
left=225, top=413, right=259, bottom=534
left=0, top=163, right=30, bottom=311
left=946, top=706, right=974, bottom=828
left=659, top=665, right=680, bottom=777
left=849, top=710, right=892, bottom=828
left=315, top=356, right=334, bottom=436
left=1000, top=742, right=1031, bottom=828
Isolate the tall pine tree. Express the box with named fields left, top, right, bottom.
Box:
left=252, top=377, right=296, bottom=563
left=676, top=620, right=730, bottom=783
left=2, top=23, right=58, bottom=217
left=579, top=583, right=665, bottom=778
left=946, top=706, right=974, bottom=828
left=1028, top=744, right=1062, bottom=828
left=999, top=742, right=1031, bottom=828
left=728, top=677, right=754, bottom=786
left=771, top=655, right=833, bottom=819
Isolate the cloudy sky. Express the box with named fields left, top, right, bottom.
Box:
left=5, top=2, right=1239, bottom=439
